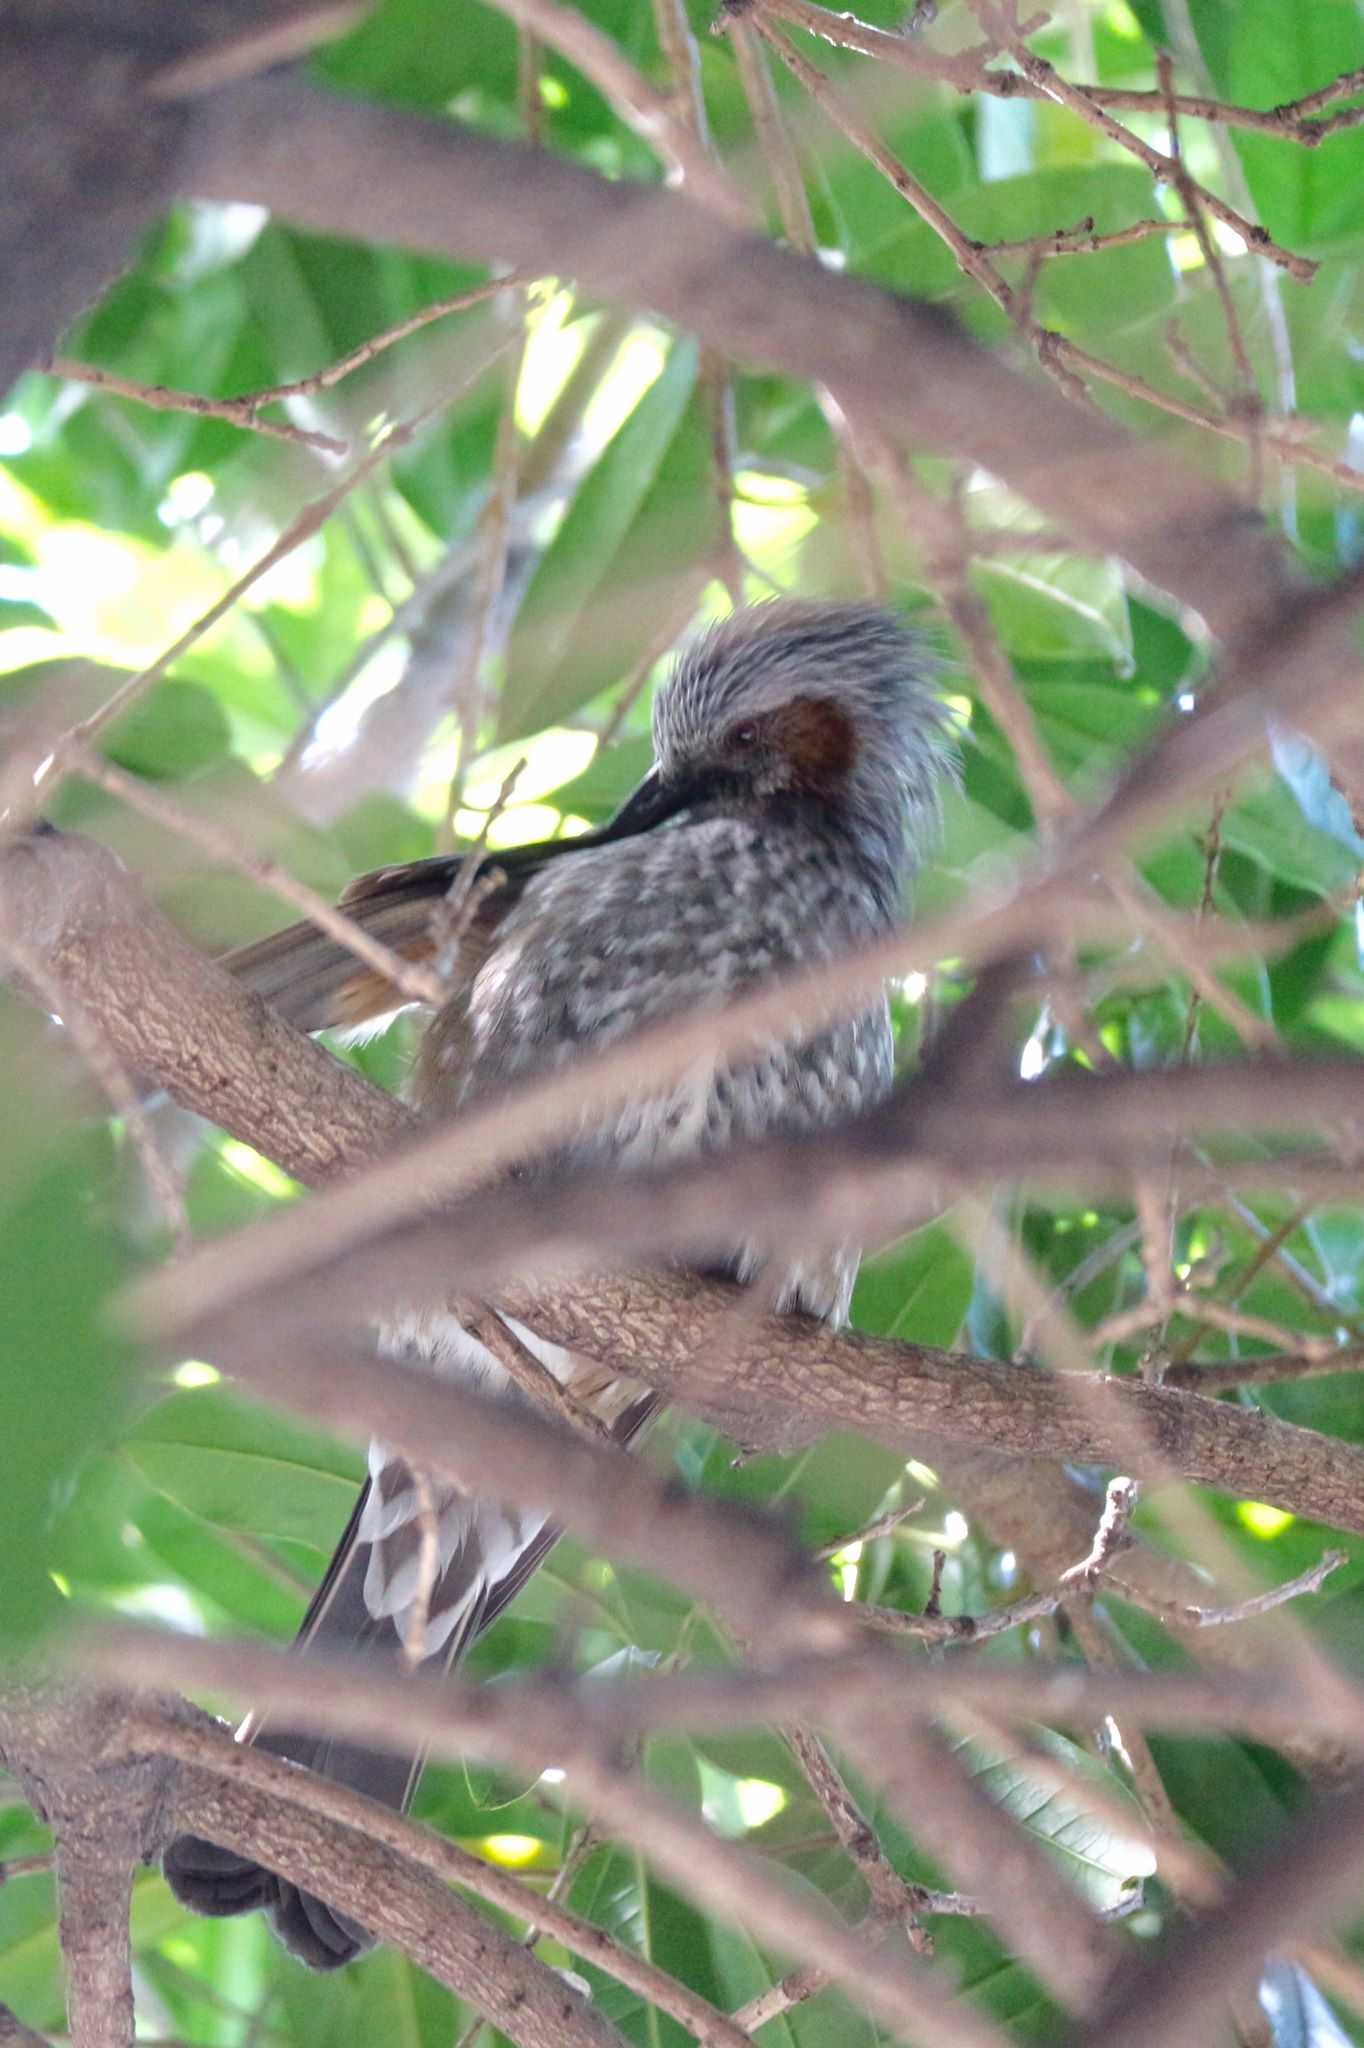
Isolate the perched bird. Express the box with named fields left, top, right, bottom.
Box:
left=163, top=599, right=953, bottom=1967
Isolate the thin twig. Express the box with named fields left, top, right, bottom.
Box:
left=983, top=215, right=1183, bottom=259
left=652, top=0, right=745, bottom=601
left=489, top=0, right=750, bottom=224
left=726, top=25, right=887, bottom=596
left=1165, top=1347, right=1364, bottom=1393
left=1156, top=49, right=1263, bottom=498
left=814, top=1497, right=926, bottom=1560
left=1132, top=1548, right=1346, bottom=1630
left=986, top=0, right=1312, bottom=279
left=71, top=747, right=449, bottom=1010
left=402, top=1469, right=442, bottom=1667
left=461, top=1307, right=616, bottom=1443
left=729, top=1961, right=827, bottom=2031
left=27, top=366, right=509, bottom=808
left=146, top=2, right=369, bottom=97
left=1091, top=1293, right=1339, bottom=1360
left=431, top=757, right=527, bottom=978
left=859, top=1478, right=1140, bottom=1643
left=44, top=280, right=517, bottom=457
left=41, top=359, right=346, bottom=455
left=443, top=302, right=532, bottom=842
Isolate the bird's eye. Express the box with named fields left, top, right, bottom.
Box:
left=729, top=720, right=759, bottom=749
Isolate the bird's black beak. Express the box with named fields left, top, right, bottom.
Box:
left=591, top=765, right=716, bottom=843
left=481, top=765, right=715, bottom=886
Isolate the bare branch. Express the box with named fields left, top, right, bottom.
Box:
left=0, top=828, right=413, bottom=1184
left=86, top=1621, right=1364, bottom=1762
left=182, top=69, right=1310, bottom=636
left=146, top=3, right=369, bottom=98
left=40, top=357, right=347, bottom=454
left=111, top=1638, right=1011, bottom=2048
left=486, top=0, right=750, bottom=225
left=71, top=749, right=448, bottom=1011
left=1069, top=1776, right=1364, bottom=2048
left=1125, top=1549, right=1346, bottom=1631
left=145, top=1706, right=753, bottom=2047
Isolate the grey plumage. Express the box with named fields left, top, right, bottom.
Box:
left=163, top=599, right=954, bottom=1967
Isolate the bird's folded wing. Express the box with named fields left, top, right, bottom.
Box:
left=221, top=854, right=464, bottom=1033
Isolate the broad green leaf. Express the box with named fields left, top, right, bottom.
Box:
left=318, top=0, right=519, bottom=117
left=959, top=1729, right=1156, bottom=1914
left=544, top=735, right=656, bottom=826
left=498, top=341, right=715, bottom=740
left=853, top=1221, right=974, bottom=1347
left=124, top=1390, right=364, bottom=1554
left=0, top=1125, right=128, bottom=1646
left=333, top=793, right=436, bottom=875
left=972, top=555, right=1134, bottom=670
left=105, top=678, right=233, bottom=780
left=1223, top=775, right=1363, bottom=896
left=1187, top=0, right=1364, bottom=249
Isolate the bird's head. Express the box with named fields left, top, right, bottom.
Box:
left=638, top=601, right=955, bottom=889
left=486, top=602, right=955, bottom=908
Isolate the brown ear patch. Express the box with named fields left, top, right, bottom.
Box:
left=773, top=695, right=857, bottom=793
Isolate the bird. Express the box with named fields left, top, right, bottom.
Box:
left=162, top=598, right=954, bottom=1967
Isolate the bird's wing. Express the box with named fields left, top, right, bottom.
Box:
left=220, top=855, right=465, bottom=1034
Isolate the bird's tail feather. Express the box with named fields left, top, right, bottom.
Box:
left=163, top=1395, right=656, bottom=1969
left=163, top=1472, right=500, bottom=1969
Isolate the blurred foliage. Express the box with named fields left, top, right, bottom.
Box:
left=3, top=0, right=1364, bottom=2041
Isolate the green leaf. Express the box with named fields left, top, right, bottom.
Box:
left=104, top=679, right=234, bottom=780
left=1222, top=774, right=1363, bottom=896
left=0, top=1126, right=128, bottom=1647
left=124, top=1390, right=364, bottom=1554
left=958, top=1729, right=1156, bottom=1914
left=543, top=735, right=655, bottom=825
left=1186, top=0, right=1364, bottom=249
left=972, top=555, right=1134, bottom=670
left=498, top=341, right=716, bottom=740
left=853, top=1222, right=974, bottom=1347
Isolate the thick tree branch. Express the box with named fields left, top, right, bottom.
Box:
left=0, top=829, right=412, bottom=1183
left=0, top=1681, right=632, bottom=2048
left=87, top=1625, right=1364, bottom=2047
left=107, top=1639, right=1008, bottom=2048
left=142, top=1709, right=754, bottom=2048
left=8, top=830, right=1364, bottom=1542
left=0, top=1686, right=166, bottom=2048
left=113, top=1319, right=1126, bottom=2012
left=88, top=1626, right=1364, bottom=1789
left=110, top=1308, right=1364, bottom=1954
left=170, top=1780, right=628, bottom=2048
left=159, top=1255, right=1364, bottom=1542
